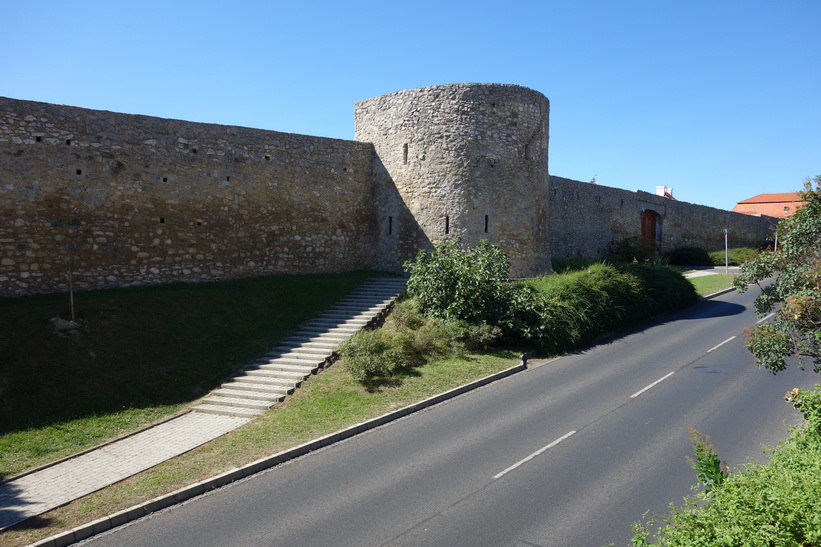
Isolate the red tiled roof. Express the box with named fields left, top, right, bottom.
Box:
left=732, top=191, right=806, bottom=218
left=736, top=192, right=803, bottom=204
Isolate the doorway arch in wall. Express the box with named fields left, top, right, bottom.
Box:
left=640, top=209, right=662, bottom=253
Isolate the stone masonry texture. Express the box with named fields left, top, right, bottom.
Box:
left=0, top=97, right=374, bottom=296
left=0, top=85, right=775, bottom=297
left=549, top=176, right=776, bottom=259
left=355, top=83, right=550, bottom=276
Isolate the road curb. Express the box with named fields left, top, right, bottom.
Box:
left=703, top=286, right=738, bottom=299
left=31, top=360, right=526, bottom=547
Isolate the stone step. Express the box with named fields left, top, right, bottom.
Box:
left=277, top=340, right=339, bottom=350
left=190, top=278, right=405, bottom=420
left=269, top=346, right=334, bottom=358
left=303, top=318, right=369, bottom=327
left=265, top=346, right=332, bottom=357
left=246, top=365, right=314, bottom=377
left=211, top=387, right=288, bottom=401
left=201, top=396, right=273, bottom=411
left=345, top=292, right=401, bottom=301
left=281, top=335, right=350, bottom=347
left=226, top=379, right=296, bottom=393
left=250, top=362, right=318, bottom=374
left=324, top=304, right=386, bottom=314
left=192, top=404, right=263, bottom=418
left=334, top=298, right=394, bottom=307
left=313, top=312, right=375, bottom=322
left=296, top=325, right=360, bottom=335
left=233, top=374, right=304, bottom=387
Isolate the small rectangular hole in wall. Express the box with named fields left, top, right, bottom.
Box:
left=388, top=216, right=393, bottom=235
left=35, top=136, right=42, bottom=142
left=197, top=221, right=202, bottom=226
left=162, top=177, right=168, bottom=182
left=484, top=215, right=489, bottom=233
left=445, top=215, right=450, bottom=234
left=192, top=148, right=197, bottom=154
left=403, top=143, right=408, bottom=165
left=159, top=217, right=165, bottom=224
left=226, top=176, right=231, bottom=182
left=66, top=139, right=71, bottom=146
left=264, top=154, right=271, bottom=161
left=76, top=169, right=82, bottom=175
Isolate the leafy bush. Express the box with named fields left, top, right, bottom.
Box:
left=339, top=299, right=502, bottom=383
left=621, top=263, right=699, bottom=315
left=499, top=282, right=584, bottom=354
left=526, top=263, right=648, bottom=345
left=404, top=237, right=510, bottom=324
left=707, top=247, right=759, bottom=266
left=337, top=329, right=414, bottom=382
left=665, top=247, right=713, bottom=266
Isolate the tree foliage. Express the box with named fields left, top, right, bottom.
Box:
left=735, top=175, right=821, bottom=373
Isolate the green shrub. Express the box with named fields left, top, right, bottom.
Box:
left=339, top=300, right=503, bottom=384
left=707, top=247, right=759, bottom=266
left=338, top=329, right=414, bottom=382
left=499, top=283, right=584, bottom=354
left=404, top=237, right=510, bottom=324
left=621, top=263, right=699, bottom=315
left=665, top=246, right=713, bottom=266
left=525, top=263, right=649, bottom=345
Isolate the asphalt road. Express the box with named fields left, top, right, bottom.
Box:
left=82, top=286, right=818, bottom=547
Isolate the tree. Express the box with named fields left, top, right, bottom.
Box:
left=735, top=175, right=821, bottom=373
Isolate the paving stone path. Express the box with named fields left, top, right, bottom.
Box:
left=0, top=277, right=406, bottom=531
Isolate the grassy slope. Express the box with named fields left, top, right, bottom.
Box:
left=0, top=271, right=375, bottom=476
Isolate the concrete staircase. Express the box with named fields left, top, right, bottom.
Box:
left=192, top=277, right=407, bottom=418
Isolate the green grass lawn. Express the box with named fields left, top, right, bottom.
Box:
left=0, top=271, right=377, bottom=477
left=687, top=273, right=739, bottom=296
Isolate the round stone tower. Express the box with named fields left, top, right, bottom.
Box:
left=354, top=83, right=550, bottom=277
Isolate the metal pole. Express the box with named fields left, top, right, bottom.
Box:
left=723, top=228, right=729, bottom=274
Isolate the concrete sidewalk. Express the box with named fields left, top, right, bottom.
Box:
left=683, top=266, right=740, bottom=278
left=0, top=413, right=248, bottom=529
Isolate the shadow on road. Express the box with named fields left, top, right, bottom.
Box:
left=677, top=299, right=747, bottom=320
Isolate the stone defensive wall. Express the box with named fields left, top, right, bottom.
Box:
left=0, top=85, right=779, bottom=298
left=0, top=97, right=375, bottom=297
left=549, top=176, right=776, bottom=259
left=355, top=83, right=550, bottom=276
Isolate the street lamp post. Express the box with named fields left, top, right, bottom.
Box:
left=723, top=228, right=729, bottom=274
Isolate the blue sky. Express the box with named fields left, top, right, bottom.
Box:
left=3, top=0, right=819, bottom=211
